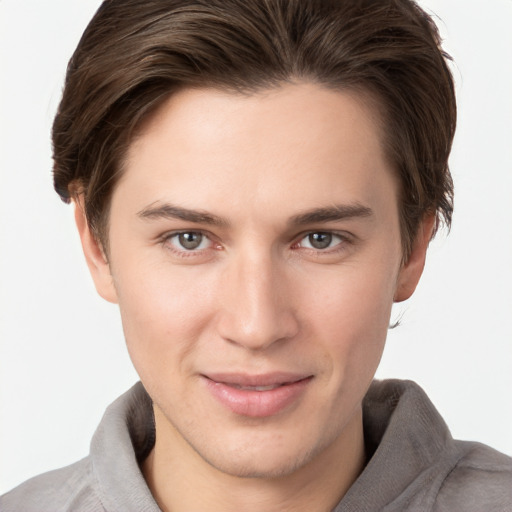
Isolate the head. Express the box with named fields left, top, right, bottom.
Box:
left=54, top=0, right=456, bottom=484
left=53, top=0, right=455, bottom=260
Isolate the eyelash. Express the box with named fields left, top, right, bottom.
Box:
left=160, top=230, right=219, bottom=257
left=293, top=232, right=349, bottom=253
left=159, top=230, right=352, bottom=258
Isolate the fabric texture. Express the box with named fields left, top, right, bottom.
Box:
left=2, top=379, right=511, bottom=511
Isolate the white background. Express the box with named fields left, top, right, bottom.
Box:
left=1, top=0, right=511, bottom=495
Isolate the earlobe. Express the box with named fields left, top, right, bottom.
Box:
left=73, top=197, right=118, bottom=304
left=394, top=215, right=436, bottom=303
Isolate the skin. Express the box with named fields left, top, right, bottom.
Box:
left=75, top=83, right=433, bottom=512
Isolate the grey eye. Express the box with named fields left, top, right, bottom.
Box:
left=307, top=232, right=332, bottom=249
left=178, top=232, right=204, bottom=250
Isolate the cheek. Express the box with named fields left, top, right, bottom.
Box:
left=304, top=263, right=397, bottom=375
left=112, top=262, right=217, bottom=382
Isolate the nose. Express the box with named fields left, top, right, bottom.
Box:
left=215, top=251, right=299, bottom=351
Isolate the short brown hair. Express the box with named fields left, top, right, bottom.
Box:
left=53, top=0, right=456, bottom=258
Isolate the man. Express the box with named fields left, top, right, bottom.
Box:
left=1, top=0, right=511, bottom=510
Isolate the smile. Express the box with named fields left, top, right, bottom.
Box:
left=202, top=373, right=313, bottom=418
left=230, top=384, right=283, bottom=391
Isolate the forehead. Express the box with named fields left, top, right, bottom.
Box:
left=117, top=82, right=397, bottom=221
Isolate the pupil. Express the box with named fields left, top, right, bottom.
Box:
left=179, top=232, right=202, bottom=250
left=309, top=232, right=332, bottom=249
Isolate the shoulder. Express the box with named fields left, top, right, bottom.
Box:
left=0, top=457, right=105, bottom=512
left=433, top=441, right=512, bottom=512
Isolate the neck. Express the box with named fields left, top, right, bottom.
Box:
left=143, top=406, right=365, bottom=512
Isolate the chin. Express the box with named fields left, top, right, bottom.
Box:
left=203, top=448, right=317, bottom=480
left=193, top=426, right=332, bottom=480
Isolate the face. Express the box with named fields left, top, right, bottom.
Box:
left=79, top=83, right=429, bottom=479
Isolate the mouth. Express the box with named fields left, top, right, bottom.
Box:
left=202, top=373, right=313, bottom=418
left=228, top=383, right=288, bottom=391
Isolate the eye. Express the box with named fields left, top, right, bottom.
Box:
left=299, top=232, right=344, bottom=250
left=168, top=231, right=211, bottom=251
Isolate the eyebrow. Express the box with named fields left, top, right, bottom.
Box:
left=288, top=204, right=374, bottom=226
left=137, top=203, right=229, bottom=227
left=137, top=202, right=373, bottom=227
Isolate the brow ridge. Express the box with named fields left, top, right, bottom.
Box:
left=137, top=203, right=229, bottom=227
left=289, top=204, right=374, bottom=226
left=137, top=202, right=373, bottom=227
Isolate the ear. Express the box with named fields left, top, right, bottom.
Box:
left=73, top=197, right=118, bottom=304
left=394, top=215, right=436, bottom=303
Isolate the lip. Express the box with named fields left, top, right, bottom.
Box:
left=203, top=372, right=313, bottom=418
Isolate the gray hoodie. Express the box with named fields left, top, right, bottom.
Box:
left=1, top=380, right=511, bottom=511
